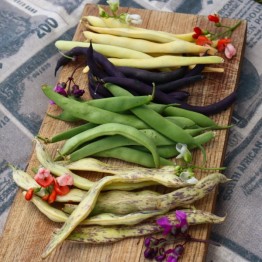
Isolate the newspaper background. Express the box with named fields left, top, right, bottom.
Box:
left=0, top=0, right=261, bottom=261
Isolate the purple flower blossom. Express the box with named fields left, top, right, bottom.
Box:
left=156, top=216, right=173, bottom=235
left=50, top=83, right=68, bottom=105
left=175, top=210, right=188, bottom=233
left=167, top=255, right=178, bottom=262
left=53, top=83, right=67, bottom=97
left=71, top=84, right=85, bottom=98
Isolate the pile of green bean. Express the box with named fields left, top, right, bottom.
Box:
left=40, top=83, right=228, bottom=168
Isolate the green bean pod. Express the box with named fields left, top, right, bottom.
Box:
left=38, top=123, right=97, bottom=143
left=164, top=106, right=221, bottom=128
left=86, top=95, right=152, bottom=112
left=66, top=209, right=225, bottom=244
left=42, top=85, right=149, bottom=129
left=67, top=129, right=175, bottom=162
left=94, top=146, right=174, bottom=167
left=133, top=131, right=215, bottom=158
left=58, top=123, right=160, bottom=168
left=165, top=116, right=197, bottom=129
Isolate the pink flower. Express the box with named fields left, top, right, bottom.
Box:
left=56, top=173, right=74, bottom=186
left=225, top=43, right=237, bottom=59
left=34, top=168, right=54, bottom=188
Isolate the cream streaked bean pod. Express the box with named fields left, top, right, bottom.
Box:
left=22, top=192, right=165, bottom=226
left=63, top=173, right=228, bottom=216
left=65, top=209, right=225, bottom=244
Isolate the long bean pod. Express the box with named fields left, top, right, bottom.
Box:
left=83, top=31, right=217, bottom=55
left=94, top=146, right=174, bottom=167
left=157, top=74, right=205, bottom=92
left=67, top=209, right=225, bottom=244
left=62, top=173, right=227, bottom=216
left=117, top=66, right=188, bottom=84
left=101, top=76, right=181, bottom=104
left=55, top=40, right=153, bottom=59
left=23, top=192, right=165, bottom=226
left=42, top=85, right=149, bottom=129
left=58, top=123, right=160, bottom=168
left=108, top=55, right=223, bottom=69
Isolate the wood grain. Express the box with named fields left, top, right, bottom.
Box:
left=0, top=4, right=246, bottom=262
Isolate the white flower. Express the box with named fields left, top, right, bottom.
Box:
left=179, top=171, right=198, bottom=184
left=126, top=14, right=143, bottom=25
left=175, top=143, right=192, bottom=163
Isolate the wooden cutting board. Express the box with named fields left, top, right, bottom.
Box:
left=0, top=4, right=247, bottom=262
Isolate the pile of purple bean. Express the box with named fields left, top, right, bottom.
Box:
left=55, top=44, right=237, bottom=116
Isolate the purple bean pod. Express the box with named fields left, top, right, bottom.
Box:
left=157, top=74, right=205, bottom=92
left=117, top=66, right=188, bottom=84
left=101, top=76, right=181, bottom=104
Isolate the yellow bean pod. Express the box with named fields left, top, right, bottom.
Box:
left=55, top=40, right=152, bottom=59
left=83, top=31, right=217, bottom=55
left=108, top=55, right=224, bottom=69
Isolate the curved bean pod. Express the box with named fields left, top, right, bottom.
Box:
left=67, top=209, right=225, bottom=244
left=42, top=85, right=149, bottom=129
left=88, top=42, right=124, bottom=78
left=23, top=192, right=165, bottom=226
left=58, top=123, right=160, bottom=168
left=64, top=190, right=161, bottom=214
left=38, top=123, right=97, bottom=143
left=157, top=74, right=205, bottom=92
left=83, top=173, right=229, bottom=215
left=94, top=146, right=173, bottom=167
left=165, top=91, right=237, bottom=116
left=184, top=63, right=205, bottom=77
left=117, top=66, right=188, bottom=84
left=101, top=76, right=180, bottom=104
left=55, top=40, right=153, bottom=59
left=62, top=173, right=226, bottom=216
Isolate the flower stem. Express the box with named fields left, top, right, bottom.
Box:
left=215, top=20, right=241, bottom=39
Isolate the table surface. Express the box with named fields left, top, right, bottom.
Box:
left=0, top=1, right=261, bottom=262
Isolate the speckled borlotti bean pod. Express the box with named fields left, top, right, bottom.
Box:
left=65, top=209, right=225, bottom=244
left=64, top=173, right=228, bottom=216
left=22, top=191, right=165, bottom=226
